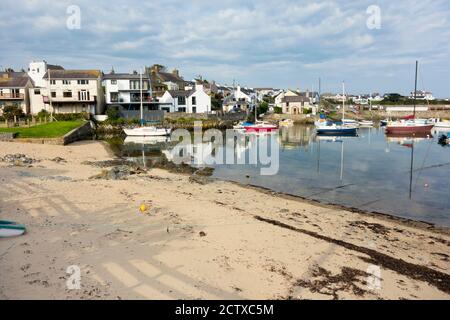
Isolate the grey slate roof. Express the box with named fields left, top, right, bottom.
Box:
left=47, top=64, right=64, bottom=70
left=282, top=96, right=310, bottom=103
left=158, top=72, right=184, bottom=83
left=103, top=73, right=150, bottom=80
left=168, top=90, right=194, bottom=97
left=43, top=70, right=101, bottom=79
left=0, top=72, right=32, bottom=88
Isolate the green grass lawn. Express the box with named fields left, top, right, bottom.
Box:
left=0, top=120, right=85, bottom=138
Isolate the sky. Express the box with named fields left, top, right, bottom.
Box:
left=1, top=0, right=450, bottom=97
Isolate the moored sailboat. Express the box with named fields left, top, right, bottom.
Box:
left=123, top=68, right=171, bottom=137
left=315, top=82, right=358, bottom=135
left=386, top=61, right=434, bottom=134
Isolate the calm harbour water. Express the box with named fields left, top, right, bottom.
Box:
left=108, top=125, right=450, bottom=226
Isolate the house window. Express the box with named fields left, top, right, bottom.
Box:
left=111, top=80, right=117, bottom=85
left=51, top=91, right=56, bottom=98
left=192, top=96, right=196, bottom=105
left=192, top=107, right=197, bottom=113
left=130, top=80, right=148, bottom=90
left=178, top=107, right=186, bottom=112
left=37, top=68, right=40, bottom=73
left=50, top=80, right=56, bottom=85
left=63, top=80, right=70, bottom=85
left=130, top=80, right=139, bottom=90
left=78, top=90, right=89, bottom=101
left=110, top=92, right=118, bottom=102
left=77, top=80, right=89, bottom=85
left=34, top=89, right=41, bottom=95
left=177, top=96, right=186, bottom=105
left=63, top=91, right=72, bottom=98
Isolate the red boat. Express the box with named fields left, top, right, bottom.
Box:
left=385, top=61, right=435, bottom=135
left=244, top=122, right=278, bottom=132
left=385, top=121, right=434, bottom=134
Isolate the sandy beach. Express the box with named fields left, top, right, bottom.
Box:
left=0, top=140, right=449, bottom=300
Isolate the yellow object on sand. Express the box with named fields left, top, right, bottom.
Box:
left=139, top=203, right=148, bottom=213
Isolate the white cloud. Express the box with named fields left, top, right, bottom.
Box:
left=0, top=0, right=449, bottom=96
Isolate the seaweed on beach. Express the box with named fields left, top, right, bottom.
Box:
left=254, top=215, right=450, bottom=294
left=290, top=265, right=369, bottom=300
left=348, top=220, right=391, bottom=235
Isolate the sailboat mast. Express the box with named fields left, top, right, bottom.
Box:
left=413, top=60, right=418, bottom=119
left=318, top=77, right=321, bottom=106
left=140, top=68, right=143, bottom=125
left=342, top=81, right=345, bottom=120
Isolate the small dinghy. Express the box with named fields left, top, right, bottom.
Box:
left=0, top=220, right=26, bottom=238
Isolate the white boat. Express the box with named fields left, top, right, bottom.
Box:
left=342, top=118, right=359, bottom=126
left=358, top=120, right=374, bottom=126
left=435, top=120, right=450, bottom=128
left=124, top=126, right=171, bottom=136
left=124, top=135, right=170, bottom=144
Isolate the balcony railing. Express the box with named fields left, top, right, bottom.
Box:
left=49, top=96, right=96, bottom=103
left=0, top=93, right=24, bottom=100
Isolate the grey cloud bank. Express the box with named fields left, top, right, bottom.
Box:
left=1, top=0, right=449, bottom=97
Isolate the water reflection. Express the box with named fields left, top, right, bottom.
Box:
left=109, top=125, right=450, bottom=225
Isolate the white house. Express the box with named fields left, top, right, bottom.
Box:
left=409, top=90, right=435, bottom=100
left=29, top=69, right=104, bottom=115
left=274, top=89, right=299, bottom=108
left=159, top=84, right=211, bottom=113
left=0, top=72, right=34, bottom=114
left=103, top=72, right=154, bottom=109
left=27, top=60, right=64, bottom=88
left=352, top=95, right=369, bottom=105
left=281, top=96, right=312, bottom=115
left=234, top=86, right=256, bottom=102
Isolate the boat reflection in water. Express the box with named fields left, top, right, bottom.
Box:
left=385, top=132, right=434, bottom=199
left=313, top=132, right=359, bottom=181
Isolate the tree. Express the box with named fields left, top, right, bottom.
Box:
left=37, top=109, right=50, bottom=120
left=2, top=105, right=24, bottom=120
left=106, top=105, right=121, bottom=121
left=383, top=93, right=403, bottom=103
left=211, top=94, right=222, bottom=111
left=258, top=101, right=269, bottom=115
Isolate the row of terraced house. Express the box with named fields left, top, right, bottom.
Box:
left=0, top=61, right=213, bottom=117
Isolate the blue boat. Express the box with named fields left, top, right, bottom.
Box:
left=315, top=82, right=358, bottom=136
left=316, top=126, right=358, bottom=135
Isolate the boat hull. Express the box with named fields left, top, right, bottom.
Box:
left=0, top=221, right=26, bottom=238
left=244, top=126, right=278, bottom=133
left=435, top=122, right=450, bottom=128
left=316, top=127, right=358, bottom=135
left=124, top=128, right=171, bottom=137
left=385, top=124, right=434, bottom=134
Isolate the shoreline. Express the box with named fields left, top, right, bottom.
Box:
left=231, top=181, right=450, bottom=235
left=0, top=140, right=449, bottom=300
left=102, top=139, right=449, bottom=233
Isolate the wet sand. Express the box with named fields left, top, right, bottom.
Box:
left=0, top=141, right=449, bottom=300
